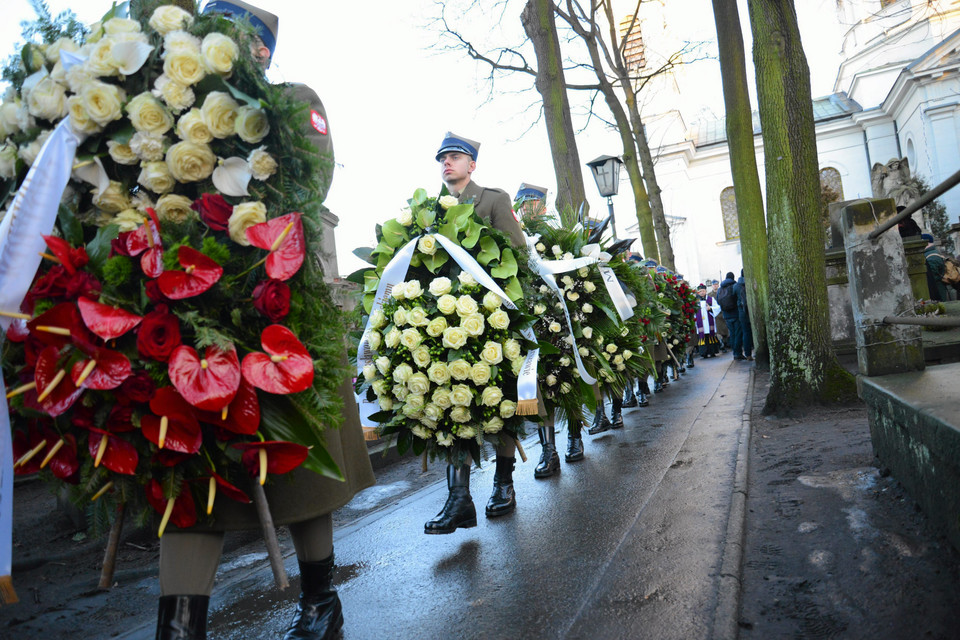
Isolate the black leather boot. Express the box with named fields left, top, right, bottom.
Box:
left=587, top=404, right=611, bottom=435
left=486, top=456, right=516, bottom=517
left=686, top=351, right=695, bottom=368
left=283, top=554, right=343, bottom=640
left=534, top=427, right=561, bottom=478
left=424, top=464, right=477, bottom=534
left=565, top=422, right=584, bottom=462
left=156, top=595, right=208, bottom=640
left=637, top=387, right=649, bottom=407
left=611, top=396, right=624, bottom=429
left=654, top=376, right=664, bottom=393
left=622, top=383, right=638, bottom=407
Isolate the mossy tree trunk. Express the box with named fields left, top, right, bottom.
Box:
left=712, top=0, right=769, bottom=365
left=747, top=0, right=855, bottom=414
left=521, top=0, right=589, bottom=225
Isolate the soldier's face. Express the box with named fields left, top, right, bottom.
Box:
left=439, top=152, right=475, bottom=184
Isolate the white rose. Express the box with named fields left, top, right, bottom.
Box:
left=582, top=327, right=593, bottom=339
left=407, top=372, right=430, bottom=396
left=579, top=347, right=589, bottom=357
left=449, top=407, right=471, bottom=423
left=127, top=92, right=174, bottom=134
left=549, top=321, right=562, bottom=334
left=427, top=362, right=450, bottom=385
left=155, top=194, right=195, bottom=224
left=201, top=32, right=239, bottom=75
left=460, top=313, right=485, bottom=337
left=583, top=281, right=596, bottom=293
left=375, top=356, right=391, bottom=376
left=235, top=105, right=270, bottom=143
left=163, top=30, right=201, bottom=55
left=0, top=102, right=21, bottom=134
left=163, top=49, right=205, bottom=86
left=481, top=386, right=503, bottom=407
left=438, top=194, right=459, bottom=210
left=153, top=74, right=195, bottom=112
left=458, top=271, right=477, bottom=286
left=369, top=309, right=387, bottom=329
left=150, top=5, right=194, bottom=35
left=613, top=355, right=624, bottom=365
left=487, top=309, right=510, bottom=331
left=448, top=359, right=471, bottom=381
left=533, top=303, right=546, bottom=315
left=200, top=91, right=239, bottom=138
left=378, top=396, right=394, bottom=411
left=104, top=17, right=141, bottom=35
left=396, top=207, right=413, bottom=226
left=0, top=143, right=17, bottom=179
left=436, top=294, right=457, bottom=315
left=106, top=140, right=138, bottom=165
left=429, top=277, right=452, bottom=296
left=248, top=146, right=278, bottom=181
left=470, top=362, right=492, bottom=385
left=606, top=343, right=618, bottom=354
left=567, top=291, right=580, bottom=302
left=503, top=339, right=521, bottom=362
left=111, top=209, right=147, bottom=231
left=391, top=284, right=406, bottom=301
left=407, top=306, right=429, bottom=327
left=384, top=327, right=401, bottom=348
left=417, top=234, right=438, bottom=255
left=561, top=276, right=573, bottom=288
left=482, top=291, right=502, bottom=311
left=392, top=363, right=414, bottom=384
left=425, top=316, right=448, bottom=338
left=436, top=432, right=454, bottom=447
left=176, top=108, right=213, bottom=144
left=457, top=425, right=477, bottom=439
left=578, top=267, right=590, bottom=278
left=26, top=76, right=68, bottom=121
left=404, top=280, right=423, bottom=299
left=560, top=381, right=573, bottom=394
left=551, top=245, right=562, bottom=256
left=165, top=140, right=216, bottom=182
left=423, top=403, right=443, bottom=422
left=368, top=331, right=382, bottom=351
left=393, top=308, right=407, bottom=327
left=400, top=328, right=423, bottom=350
left=80, top=81, right=125, bottom=126
left=362, top=363, right=378, bottom=381
left=535, top=243, right=546, bottom=253
left=499, top=400, right=517, bottom=419
left=227, top=201, right=267, bottom=245
left=85, top=38, right=119, bottom=77
left=450, top=384, right=473, bottom=407
left=442, top=327, right=468, bottom=350
left=484, top=416, right=505, bottom=434
left=559, top=356, right=571, bottom=367
left=480, top=341, right=503, bottom=366
left=402, top=402, right=422, bottom=419
left=92, top=180, right=131, bottom=213
left=455, top=295, right=478, bottom=317
left=393, top=384, right=409, bottom=401
left=432, top=387, right=452, bottom=409
left=138, top=161, right=176, bottom=194
left=563, top=252, right=574, bottom=261
left=623, top=350, right=633, bottom=360
left=582, top=303, right=594, bottom=314
left=546, top=374, right=557, bottom=386
left=44, top=37, right=79, bottom=63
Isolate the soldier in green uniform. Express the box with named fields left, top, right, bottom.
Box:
left=425, top=133, right=526, bottom=534
left=155, top=4, right=375, bottom=639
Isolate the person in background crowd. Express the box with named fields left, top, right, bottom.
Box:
left=733, top=269, right=753, bottom=361
left=718, top=272, right=743, bottom=360
left=710, top=279, right=730, bottom=352
left=694, top=284, right=722, bottom=358
left=922, top=233, right=948, bottom=301
left=897, top=205, right=923, bottom=238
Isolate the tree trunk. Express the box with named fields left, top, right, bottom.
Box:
left=521, top=0, right=589, bottom=226
left=747, top=0, right=855, bottom=414
left=712, top=0, right=770, bottom=365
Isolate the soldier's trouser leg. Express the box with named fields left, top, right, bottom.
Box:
left=284, top=514, right=343, bottom=640
left=157, top=531, right=223, bottom=639
left=289, top=514, right=333, bottom=562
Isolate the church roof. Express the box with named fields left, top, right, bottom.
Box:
left=688, top=92, right=862, bottom=147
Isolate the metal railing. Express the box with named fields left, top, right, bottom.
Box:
left=882, top=315, right=960, bottom=328
left=868, top=167, right=960, bottom=240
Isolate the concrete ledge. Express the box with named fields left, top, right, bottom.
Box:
left=860, top=362, right=960, bottom=553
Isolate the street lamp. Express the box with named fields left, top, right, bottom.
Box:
left=586, top=155, right=623, bottom=240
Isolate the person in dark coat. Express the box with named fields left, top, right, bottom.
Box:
left=718, top=272, right=743, bottom=360
left=733, top=269, right=753, bottom=361
left=155, top=5, right=375, bottom=639
left=923, top=233, right=948, bottom=301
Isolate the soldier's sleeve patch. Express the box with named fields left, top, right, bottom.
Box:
left=310, top=110, right=328, bottom=135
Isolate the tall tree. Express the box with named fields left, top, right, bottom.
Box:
left=747, top=0, right=855, bottom=414
left=712, top=0, right=769, bottom=364
left=521, top=0, right=589, bottom=223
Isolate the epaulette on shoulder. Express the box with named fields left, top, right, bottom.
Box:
left=483, top=186, right=508, bottom=196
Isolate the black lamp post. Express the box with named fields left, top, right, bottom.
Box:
left=586, top=155, right=623, bottom=240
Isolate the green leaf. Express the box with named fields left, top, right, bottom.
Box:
left=477, top=236, right=500, bottom=266
left=85, top=224, right=120, bottom=272
left=344, top=267, right=367, bottom=285
left=417, top=207, right=436, bottom=229
left=421, top=249, right=449, bottom=273
left=363, top=272, right=380, bottom=293
left=461, top=219, right=482, bottom=249
left=352, top=246, right=375, bottom=264
left=259, top=394, right=344, bottom=481
left=490, top=248, right=517, bottom=279
left=363, top=292, right=375, bottom=314
left=445, top=204, right=473, bottom=225
left=412, top=189, right=429, bottom=205
left=380, top=219, right=408, bottom=248
left=438, top=222, right=459, bottom=242
left=503, top=276, right=523, bottom=302
left=57, top=204, right=83, bottom=246
left=595, top=301, right=621, bottom=325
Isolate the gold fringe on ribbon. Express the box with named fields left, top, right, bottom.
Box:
left=515, top=398, right=539, bottom=416
left=0, top=575, right=18, bottom=605
left=362, top=427, right=380, bottom=442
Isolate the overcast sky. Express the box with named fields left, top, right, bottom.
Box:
left=3, top=0, right=843, bottom=277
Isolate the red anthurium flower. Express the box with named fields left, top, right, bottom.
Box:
left=146, top=478, right=197, bottom=531
left=42, top=235, right=89, bottom=275
left=34, top=345, right=83, bottom=417
left=141, top=387, right=202, bottom=454
left=197, top=378, right=260, bottom=435
left=157, top=246, right=223, bottom=300
left=47, top=433, right=80, bottom=482
left=6, top=318, right=29, bottom=342
left=208, top=470, right=251, bottom=503
left=126, top=209, right=164, bottom=278
left=27, top=302, right=81, bottom=349
left=168, top=344, right=241, bottom=410
left=245, top=213, right=305, bottom=281
left=70, top=346, right=132, bottom=390
left=77, top=296, right=142, bottom=341
left=86, top=427, right=139, bottom=475
left=241, top=325, right=314, bottom=394
left=233, top=440, right=309, bottom=479
left=12, top=426, right=51, bottom=475
left=106, top=405, right=136, bottom=433
left=154, top=449, right=194, bottom=467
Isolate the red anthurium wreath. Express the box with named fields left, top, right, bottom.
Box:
left=146, top=478, right=197, bottom=537
left=33, top=345, right=83, bottom=417
left=77, top=296, right=143, bottom=341
left=157, top=246, right=224, bottom=300
left=245, top=212, right=305, bottom=281
left=196, top=378, right=260, bottom=436
left=197, top=470, right=251, bottom=516
left=125, top=209, right=164, bottom=279
left=233, top=440, right=309, bottom=486
left=140, top=387, right=202, bottom=454
left=168, top=344, right=241, bottom=411
left=41, top=235, right=89, bottom=275
left=241, top=324, right=314, bottom=394
left=70, top=345, right=132, bottom=390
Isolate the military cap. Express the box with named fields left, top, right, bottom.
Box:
left=202, top=0, right=279, bottom=56
left=642, top=259, right=658, bottom=269
left=515, top=182, right=547, bottom=203
left=436, top=132, right=480, bottom=161
left=697, top=283, right=707, bottom=290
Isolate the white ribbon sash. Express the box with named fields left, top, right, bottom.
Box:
left=0, top=117, right=82, bottom=602
left=356, top=232, right=540, bottom=425
left=598, top=264, right=635, bottom=321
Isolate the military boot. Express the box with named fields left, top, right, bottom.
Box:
left=611, top=396, right=624, bottom=429
left=534, top=427, right=561, bottom=478
left=686, top=351, right=695, bottom=368
left=486, top=456, right=516, bottom=517
left=283, top=554, right=343, bottom=640
left=424, top=464, right=477, bottom=534
left=565, top=421, right=585, bottom=462
left=587, top=404, right=611, bottom=435
left=155, top=595, right=208, bottom=640
left=622, top=383, right=639, bottom=408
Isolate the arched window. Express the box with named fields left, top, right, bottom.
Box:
left=720, top=186, right=739, bottom=240
left=819, top=167, right=844, bottom=204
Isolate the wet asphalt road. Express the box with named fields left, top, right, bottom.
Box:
left=115, top=354, right=750, bottom=640
left=230, top=355, right=746, bottom=640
